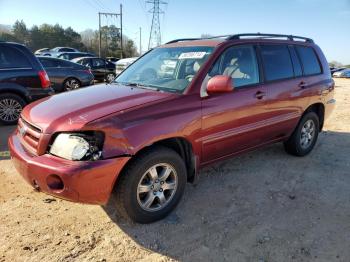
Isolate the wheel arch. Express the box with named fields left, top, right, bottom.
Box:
left=0, top=84, right=30, bottom=103
left=304, top=103, right=325, bottom=131
left=114, top=137, right=197, bottom=191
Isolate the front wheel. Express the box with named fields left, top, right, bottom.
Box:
left=284, top=111, right=320, bottom=156
left=114, top=146, right=187, bottom=223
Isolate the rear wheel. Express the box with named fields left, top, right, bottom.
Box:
left=284, top=111, right=319, bottom=156
left=63, top=78, right=81, bottom=91
left=0, top=93, right=26, bottom=125
left=114, top=146, right=187, bottom=223
left=105, top=73, right=115, bottom=83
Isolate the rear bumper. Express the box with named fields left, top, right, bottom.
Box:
left=27, top=87, right=55, bottom=102
left=325, top=98, right=336, bottom=121
left=8, top=132, right=130, bottom=205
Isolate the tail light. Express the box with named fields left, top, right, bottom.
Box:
left=38, top=70, right=51, bottom=89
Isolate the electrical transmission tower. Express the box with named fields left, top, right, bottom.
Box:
left=147, top=0, right=167, bottom=49
left=98, top=4, right=123, bottom=58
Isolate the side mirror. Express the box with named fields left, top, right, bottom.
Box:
left=207, top=75, right=234, bottom=94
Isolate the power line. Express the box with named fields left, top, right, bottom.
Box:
left=146, top=0, right=167, bottom=49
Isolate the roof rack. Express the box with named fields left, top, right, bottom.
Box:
left=165, top=35, right=231, bottom=44
left=166, top=33, right=314, bottom=44
left=227, top=33, right=314, bottom=43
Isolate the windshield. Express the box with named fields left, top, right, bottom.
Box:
left=115, top=46, right=214, bottom=93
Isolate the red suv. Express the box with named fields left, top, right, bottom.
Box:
left=9, top=33, right=335, bottom=223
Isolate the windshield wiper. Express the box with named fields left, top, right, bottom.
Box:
left=116, top=82, right=159, bottom=91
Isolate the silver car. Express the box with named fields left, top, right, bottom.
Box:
left=333, top=69, right=350, bottom=78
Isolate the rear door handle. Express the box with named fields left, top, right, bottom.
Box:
left=255, top=91, right=266, bottom=99
left=298, top=81, right=308, bottom=89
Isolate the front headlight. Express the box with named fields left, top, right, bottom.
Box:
left=49, top=132, right=103, bottom=161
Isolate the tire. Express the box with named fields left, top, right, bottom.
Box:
left=284, top=111, right=320, bottom=156
left=63, top=78, right=81, bottom=92
left=114, top=146, right=187, bottom=223
left=0, top=93, right=26, bottom=125
left=105, top=73, right=115, bottom=83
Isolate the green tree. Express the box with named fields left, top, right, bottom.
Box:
left=12, top=20, right=29, bottom=44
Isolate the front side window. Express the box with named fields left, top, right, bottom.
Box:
left=0, top=46, right=31, bottom=69
left=115, top=46, right=214, bottom=93
left=208, top=45, right=259, bottom=88
left=260, top=45, right=294, bottom=81
left=295, top=46, right=321, bottom=76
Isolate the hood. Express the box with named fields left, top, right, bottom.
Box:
left=22, top=84, right=176, bottom=133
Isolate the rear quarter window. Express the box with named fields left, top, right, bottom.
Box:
left=295, top=46, right=322, bottom=76
left=0, top=46, right=32, bottom=69
left=260, top=45, right=294, bottom=81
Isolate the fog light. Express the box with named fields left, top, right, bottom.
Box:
left=46, top=175, right=64, bottom=191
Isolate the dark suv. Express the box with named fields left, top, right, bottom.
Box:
left=9, top=34, right=335, bottom=223
left=0, top=42, right=54, bottom=125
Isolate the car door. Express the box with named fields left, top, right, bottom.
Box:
left=201, top=44, right=270, bottom=163
left=91, top=58, right=107, bottom=79
left=258, top=44, right=309, bottom=140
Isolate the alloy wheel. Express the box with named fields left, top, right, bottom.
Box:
left=300, top=119, right=315, bottom=149
left=106, top=73, right=115, bottom=83
left=0, top=98, right=22, bottom=123
left=137, top=163, right=178, bottom=212
left=65, top=79, right=80, bottom=91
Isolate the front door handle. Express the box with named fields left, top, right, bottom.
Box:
left=255, top=91, right=266, bottom=99
left=298, top=81, right=308, bottom=89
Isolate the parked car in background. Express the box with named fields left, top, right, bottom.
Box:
left=115, top=57, right=138, bottom=75
left=38, top=56, right=94, bottom=92
left=40, top=47, right=79, bottom=57
left=331, top=67, right=347, bottom=76
left=333, top=68, right=350, bottom=78
left=0, top=42, right=53, bottom=125
left=72, top=57, right=116, bottom=82
left=106, top=57, right=120, bottom=64
left=57, top=52, right=95, bottom=61
left=34, top=48, right=50, bottom=55
left=8, top=33, right=335, bottom=223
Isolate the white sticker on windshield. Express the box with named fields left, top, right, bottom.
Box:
left=178, top=52, right=207, bottom=59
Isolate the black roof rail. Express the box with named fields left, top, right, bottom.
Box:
left=166, top=38, right=201, bottom=44
left=165, top=35, right=232, bottom=44
left=165, top=33, right=314, bottom=45
left=226, top=33, right=314, bottom=43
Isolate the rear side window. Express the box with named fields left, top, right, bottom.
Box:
left=0, top=46, right=32, bottom=69
left=288, top=46, right=302, bottom=77
left=295, top=46, right=321, bottom=75
left=39, top=58, right=58, bottom=68
left=55, top=59, right=73, bottom=67
left=260, top=45, right=294, bottom=81
left=92, top=59, right=106, bottom=67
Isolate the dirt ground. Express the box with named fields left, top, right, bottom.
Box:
left=0, top=78, right=349, bottom=262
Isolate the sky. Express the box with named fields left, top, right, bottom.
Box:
left=0, top=0, right=350, bottom=64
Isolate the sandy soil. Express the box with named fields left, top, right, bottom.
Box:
left=0, top=79, right=349, bottom=262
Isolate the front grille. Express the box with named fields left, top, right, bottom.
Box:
left=17, top=117, right=42, bottom=154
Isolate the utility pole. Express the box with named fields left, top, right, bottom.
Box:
left=98, top=6, right=123, bottom=58
left=98, top=12, right=102, bottom=57
left=147, top=0, right=167, bottom=49
left=120, top=4, right=123, bottom=59
left=139, top=27, right=142, bottom=55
